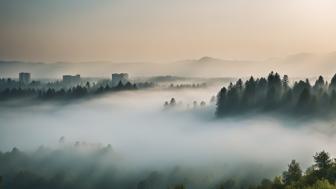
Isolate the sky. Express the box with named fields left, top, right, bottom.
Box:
left=0, top=0, right=336, bottom=62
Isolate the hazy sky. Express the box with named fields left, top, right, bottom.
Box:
left=0, top=0, right=336, bottom=62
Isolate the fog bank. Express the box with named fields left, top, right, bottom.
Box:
left=1, top=88, right=336, bottom=185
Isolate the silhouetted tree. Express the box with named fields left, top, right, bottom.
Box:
left=216, top=87, right=227, bottom=117
left=329, top=74, right=336, bottom=90
left=314, top=151, right=332, bottom=170
left=314, top=76, right=325, bottom=91
left=282, top=160, right=302, bottom=185
left=282, top=75, right=289, bottom=90
left=170, top=98, right=176, bottom=106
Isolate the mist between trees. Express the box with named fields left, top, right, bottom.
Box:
left=249, top=151, right=336, bottom=189
left=1, top=143, right=336, bottom=189
left=216, top=72, right=336, bottom=117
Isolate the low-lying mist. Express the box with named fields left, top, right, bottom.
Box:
left=1, top=87, right=336, bottom=188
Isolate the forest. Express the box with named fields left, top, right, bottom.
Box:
left=216, top=72, right=336, bottom=117
left=249, top=151, right=336, bottom=189
left=0, top=80, right=139, bottom=101
left=0, top=145, right=335, bottom=189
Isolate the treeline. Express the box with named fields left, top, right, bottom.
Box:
left=163, top=98, right=210, bottom=110
left=0, top=145, right=201, bottom=189
left=0, top=145, right=118, bottom=189
left=0, top=81, right=137, bottom=101
left=0, top=78, right=41, bottom=88
left=216, top=72, right=336, bottom=117
left=1, top=146, right=335, bottom=189
left=249, top=151, right=336, bottom=189
left=168, top=83, right=207, bottom=89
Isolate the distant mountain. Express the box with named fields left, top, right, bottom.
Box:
left=196, top=56, right=222, bottom=63
left=284, top=53, right=317, bottom=63
left=1, top=52, right=336, bottom=79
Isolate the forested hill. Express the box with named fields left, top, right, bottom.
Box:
left=216, top=72, right=336, bottom=117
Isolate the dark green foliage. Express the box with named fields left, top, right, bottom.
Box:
left=216, top=72, right=336, bottom=117
left=216, top=87, right=227, bottom=117
left=252, top=151, right=336, bottom=189
left=1, top=148, right=336, bottom=189
left=0, top=80, right=138, bottom=101
left=314, top=151, right=332, bottom=170
left=218, top=179, right=235, bottom=189
left=282, top=160, right=302, bottom=185
left=0, top=146, right=219, bottom=189
left=0, top=175, right=2, bottom=189
left=171, top=184, right=186, bottom=189
left=297, top=88, right=311, bottom=112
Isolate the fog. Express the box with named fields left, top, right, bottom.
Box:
left=2, top=52, right=336, bottom=79
left=1, top=87, right=336, bottom=187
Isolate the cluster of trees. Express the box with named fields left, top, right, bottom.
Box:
left=216, top=72, right=336, bottom=117
left=135, top=82, right=155, bottom=88
left=148, top=76, right=187, bottom=83
left=249, top=151, right=336, bottom=189
left=0, top=145, right=116, bottom=189
left=1, top=146, right=335, bottom=189
left=136, top=150, right=336, bottom=189
left=38, top=85, right=90, bottom=99
left=164, top=98, right=178, bottom=108
left=0, top=78, right=86, bottom=91
left=0, top=78, right=25, bottom=89
left=168, top=83, right=207, bottom=89
left=0, top=81, right=137, bottom=101
left=163, top=98, right=208, bottom=110
left=95, top=81, right=137, bottom=94
left=0, top=88, right=37, bottom=100
left=0, top=78, right=41, bottom=90
left=0, top=145, right=198, bottom=189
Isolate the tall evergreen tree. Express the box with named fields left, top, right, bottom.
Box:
left=282, top=160, right=302, bottom=185
left=216, top=87, right=227, bottom=117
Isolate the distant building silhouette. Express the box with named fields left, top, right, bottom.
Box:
left=63, top=74, right=81, bottom=84
left=112, top=73, right=129, bottom=86
left=19, top=72, right=31, bottom=84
